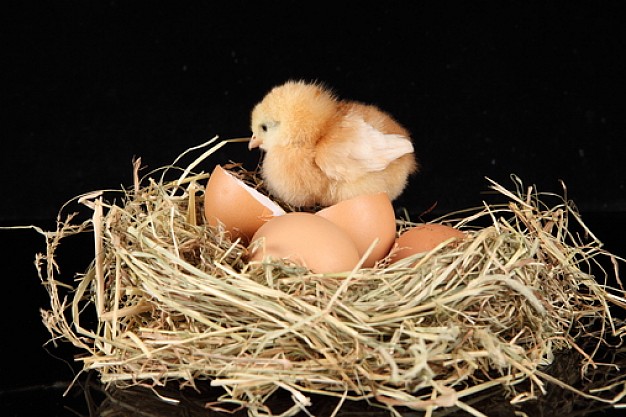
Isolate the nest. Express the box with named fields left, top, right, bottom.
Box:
left=37, top=138, right=626, bottom=416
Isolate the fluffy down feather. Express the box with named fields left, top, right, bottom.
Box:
left=249, top=80, right=418, bottom=207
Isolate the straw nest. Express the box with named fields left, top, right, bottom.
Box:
left=37, top=138, right=626, bottom=416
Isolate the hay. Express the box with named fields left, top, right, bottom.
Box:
left=37, top=137, right=626, bottom=416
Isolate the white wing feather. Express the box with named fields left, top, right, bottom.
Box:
left=316, top=117, right=413, bottom=181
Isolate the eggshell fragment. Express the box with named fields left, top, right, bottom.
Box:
left=204, top=165, right=285, bottom=243
left=391, top=224, right=466, bottom=264
left=316, top=192, right=396, bottom=268
left=248, top=212, right=360, bottom=274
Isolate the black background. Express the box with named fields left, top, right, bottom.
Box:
left=3, top=1, right=626, bottom=416
left=5, top=1, right=626, bottom=222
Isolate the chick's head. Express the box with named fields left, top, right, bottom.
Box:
left=249, top=80, right=338, bottom=150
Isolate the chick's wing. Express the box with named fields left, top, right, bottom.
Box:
left=315, top=115, right=414, bottom=182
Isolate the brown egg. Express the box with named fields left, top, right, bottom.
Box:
left=316, top=192, right=396, bottom=268
left=248, top=212, right=360, bottom=274
left=204, top=165, right=285, bottom=243
left=391, top=224, right=466, bottom=263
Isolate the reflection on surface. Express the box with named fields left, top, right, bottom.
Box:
left=65, top=344, right=626, bottom=417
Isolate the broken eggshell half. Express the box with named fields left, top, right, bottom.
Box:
left=204, top=165, right=285, bottom=243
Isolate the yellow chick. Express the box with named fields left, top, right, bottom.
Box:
left=249, top=80, right=418, bottom=207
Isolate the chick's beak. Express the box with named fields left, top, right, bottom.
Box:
left=248, top=135, right=262, bottom=150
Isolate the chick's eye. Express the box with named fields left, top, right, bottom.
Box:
left=260, top=123, right=268, bottom=132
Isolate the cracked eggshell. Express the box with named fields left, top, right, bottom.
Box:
left=391, top=223, right=466, bottom=264
left=248, top=212, right=360, bottom=274
left=204, top=165, right=285, bottom=243
left=315, top=192, right=396, bottom=268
